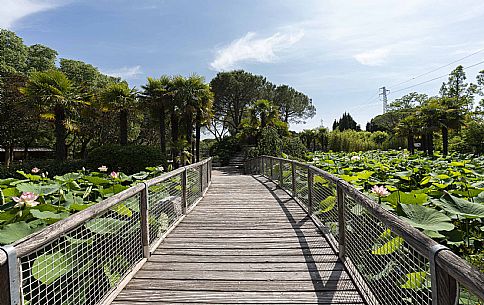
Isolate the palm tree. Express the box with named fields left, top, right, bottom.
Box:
left=195, top=88, right=213, bottom=162
left=141, top=76, right=173, bottom=168
left=20, top=69, right=81, bottom=160
left=100, top=82, right=137, bottom=146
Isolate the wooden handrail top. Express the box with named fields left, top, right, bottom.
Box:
left=254, top=155, right=484, bottom=301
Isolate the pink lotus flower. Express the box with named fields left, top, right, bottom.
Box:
left=371, top=185, right=389, bottom=197
left=110, top=171, right=119, bottom=179
left=98, top=165, right=108, bottom=172
left=31, top=167, right=40, bottom=174
left=12, top=192, right=40, bottom=208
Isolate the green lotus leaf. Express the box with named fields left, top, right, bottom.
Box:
left=371, top=237, right=404, bottom=255
left=318, top=196, right=336, bottom=213
left=85, top=218, right=128, bottom=234
left=32, top=251, right=75, bottom=285
left=400, top=204, right=454, bottom=231
left=0, top=221, right=38, bottom=245
left=436, top=193, right=484, bottom=218
left=400, top=271, right=429, bottom=289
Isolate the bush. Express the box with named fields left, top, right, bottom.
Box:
left=209, top=136, right=241, bottom=165
left=0, top=159, right=87, bottom=179
left=282, top=136, right=307, bottom=159
left=257, top=127, right=283, bottom=156
left=87, top=145, right=163, bottom=174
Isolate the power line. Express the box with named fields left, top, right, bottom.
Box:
left=388, top=47, right=484, bottom=89
left=390, top=59, right=484, bottom=95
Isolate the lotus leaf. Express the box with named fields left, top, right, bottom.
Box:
left=436, top=193, right=484, bottom=218
left=400, top=204, right=454, bottom=231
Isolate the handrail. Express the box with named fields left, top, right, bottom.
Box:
left=247, top=155, right=484, bottom=305
left=0, top=157, right=212, bottom=305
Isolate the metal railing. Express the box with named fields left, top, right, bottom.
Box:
left=0, top=158, right=212, bottom=305
left=246, top=156, right=484, bottom=305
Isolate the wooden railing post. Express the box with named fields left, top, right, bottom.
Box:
left=430, top=245, right=458, bottom=305
left=279, top=159, right=283, bottom=187
left=336, top=181, right=346, bottom=260
left=291, top=162, right=296, bottom=197
left=140, top=183, right=150, bottom=258
left=181, top=169, right=187, bottom=214
left=0, top=246, right=20, bottom=305
left=307, top=167, right=313, bottom=214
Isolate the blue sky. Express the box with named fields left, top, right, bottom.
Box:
left=2, top=0, right=484, bottom=130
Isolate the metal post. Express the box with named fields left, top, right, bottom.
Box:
left=0, top=246, right=20, bottom=305
left=307, top=168, right=313, bottom=214
left=430, top=245, right=458, bottom=305
left=279, top=159, right=283, bottom=187
left=291, top=162, right=296, bottom=197
left=182, top=169, right=187, bottom=214
left=337, top=181, right=346, bottom=260
left=140, top=183, right=150, bottom=258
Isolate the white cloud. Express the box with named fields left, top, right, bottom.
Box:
left=102, top=65, right=143, bottom=80
left=210, top=30, right=304, bottom=71
left=0, top=0, right=61, bottom=29
left=354, top=48, right=391, bottom=66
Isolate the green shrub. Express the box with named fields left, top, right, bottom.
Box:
left=282, top=136, right=307, bottom=159
left=87, top=145, right=163, bottom=174
left=257, top=127, right=283, bottom=156
left=210, top=136, right=241, bottom=165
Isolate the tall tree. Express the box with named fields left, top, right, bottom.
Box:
left=0, top=29, right=28, bottom=75
left=141, top=76, right=173, bottom=167
left=21, top=70, right=81, bottom=160
left=273, top=85, right=315, bottom=123
left=26, top=44, right=57, bottom=72
left=210, top=70, right=270, bottom=136
left=101, top=82, right=137, bottom=146
left=333, top=112, right=360, bottom=131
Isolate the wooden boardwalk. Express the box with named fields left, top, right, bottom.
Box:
left=112, top=167, right=365, bottom=304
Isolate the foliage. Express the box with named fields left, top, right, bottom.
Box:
left=332, top=112, right=361, bottom=131
left=86, top=145, right=163, bottom=174
left=0, top=159, right=87, bottom=179
left=308, top=150, right=484, bottom=262
left=0, top=165, right=164, bottom=245
left=257, top=127, right=283, bottom=157
left=209, top=136, right=240, bottom=165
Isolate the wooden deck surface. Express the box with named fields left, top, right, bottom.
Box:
left=112, top=167, right=365, bottom=304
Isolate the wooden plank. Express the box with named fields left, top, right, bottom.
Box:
left=114, top=290, right=363, bottom=304
left=123, top=278, right=357, bottom=292
left=136, top=261, right=344, bottom=272
left=149, top=254, right=339, bottom=263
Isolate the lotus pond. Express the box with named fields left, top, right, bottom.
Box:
left=0, top=166, right=165, bottom=245
left=306, top=150, right=484, bottom=270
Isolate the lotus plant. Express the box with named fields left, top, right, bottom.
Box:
left=98, top=165, right=108, bottom=172
left=31, top=167, right=40, bottom=174
left=12, top=192, right=40, bottom=208
left=110, top=171, right=119, bottom=179
left=351, top=155, right=361, bottom=161
left=371, top=185, right=389, bottom=204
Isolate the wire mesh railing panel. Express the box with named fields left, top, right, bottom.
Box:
left=201, top=163, right=208, bottom=191
left=344, top=194, right=432, bottom=305
left=186, top=166, right=201, bottom=209
left=271, top=160, right=280, bottom=184
left=148, top=173, right=183, bottom=246
left=311, top=172, right=339, bottom=240
left=19, top=194, right=143, bottom=305
left=262, top=158, right=270, bottom=177
left=295, top=163, right=309, bottom=209
left=459, top=286, right=484, bottom=305
left=281, top=161, right=292, bottom=192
